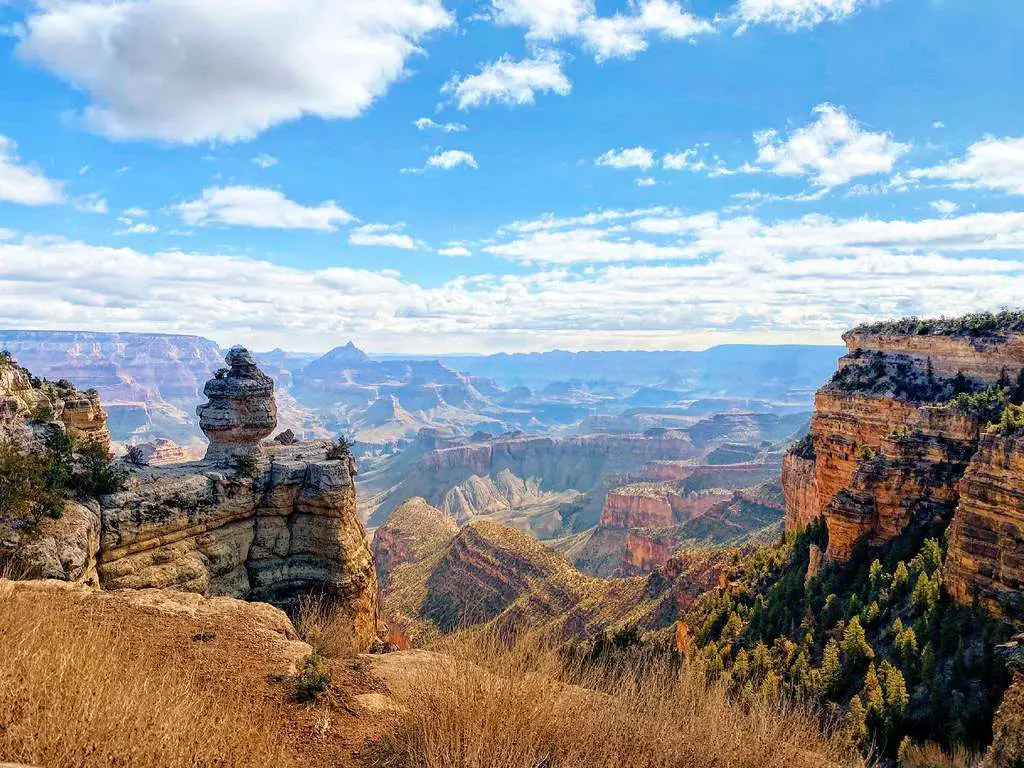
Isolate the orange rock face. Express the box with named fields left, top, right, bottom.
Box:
left=782, top=453, right=817, bottom=534
left=785, top=326, right=1022, bottom=563
left=945, top=433, right=1024, bottom=616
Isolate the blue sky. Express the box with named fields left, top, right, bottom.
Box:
left=0, top=0, right=1022, bottom=353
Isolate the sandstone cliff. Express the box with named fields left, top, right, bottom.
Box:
left=372, top=497, right=458, bottom=589
left=944, top=432, right=1024, bottom=616
left=782, top=314, right=1024, bottom=564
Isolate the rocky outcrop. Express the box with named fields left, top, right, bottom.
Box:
left=134, top=438, right=194, bottom=465
left=0, top=354, right=110, bottom=449
left=600, top=483, right=727, bottom=529
left=782, top=452, right=817, bottom=534
left=372, top=497, right=457, bottom=588
left=98, top=440, right=379, bottom=647
left=197, top=347, right=277, bottom=465
left=944, top=433, right=1024, bottom=616
left=782, top=317, right=1023, bottom=562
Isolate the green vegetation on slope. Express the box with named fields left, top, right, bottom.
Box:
left=852, top=310, right=1024, bottom=337
left=684, top=521, right=1013, bottom=759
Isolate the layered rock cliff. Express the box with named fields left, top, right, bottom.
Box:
left=783, top=313, right=1024, bottom=573
left=3, top=349, right=381, bottom=652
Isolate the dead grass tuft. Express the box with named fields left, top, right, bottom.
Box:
left=369, top=629, right=864, bottom=768
left=0, top=590, right=292, bottom=768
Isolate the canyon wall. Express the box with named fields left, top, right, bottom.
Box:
left=944, top=432, right=1024, bottom=616
left=783, top=321, right=1024, bottom=569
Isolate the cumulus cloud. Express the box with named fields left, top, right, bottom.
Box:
left=414, top=117, right=468, bottom=133
left=0, top=135, right=64, bottom=205
left=426, top=150, right=479, bottom=170
left=15, top=0, right=453, bottom=143
left=490, top=0, right=714, bottom=61
left=116, top=220, right=159, bottom=235
left=908, top=136, right=1024, bottom=195
left=442, top=52, right=571, bottom=110
left=483, top=227, right=697, bottom=264
left=172, top=186, right=355, bottom=231
left=438, top=245, right=472, bottom=257
left=348, top=223, right=422, bottom=250
left=595, top=147, right=656, bottom=170
left=580, top=0, right=715, bottom=61
left=2, top=226, right=1021, bottom=352
left=755, top=103, right=910, bottom=187
left=635, top=177, right=658, bottom=187
left=735, top=0, right=879, bottom=30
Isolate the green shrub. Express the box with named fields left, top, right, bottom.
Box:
left=990, top=403, right=1024, bottom=437
left=948, top=385, right=1007, bottom=422
left=230, top=454, right=258, bottom=478
left=325, top=435, right=354, bottom=461
left=292, top=653, right=331, bottom=703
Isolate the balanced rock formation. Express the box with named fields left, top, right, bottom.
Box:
left=2, top=349, right=381, bottom=653
left=783, top=313, right=1024, bottom=570
left=197, top=346, right=277, bottom=466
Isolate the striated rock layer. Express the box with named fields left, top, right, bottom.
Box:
left=783, top=323, right=1022, bottom=563
left=198, top=347, right=277, bottom=465
left=945, top=433, right=1024, bottom=616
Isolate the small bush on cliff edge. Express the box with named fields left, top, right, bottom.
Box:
left=325, top=435, right=354, bottom=461
left=991, top=403, right=1024, bottom=437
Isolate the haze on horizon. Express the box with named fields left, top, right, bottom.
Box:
left=0, top=0, right=1022, bottom=354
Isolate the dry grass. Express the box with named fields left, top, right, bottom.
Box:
left=0, top=594, right=292, bottom=768
left=296, top=591, right=364, bottom=659
left=900, top=741, right=982, bottom=768
left=369, top=629, right=865, bottom=768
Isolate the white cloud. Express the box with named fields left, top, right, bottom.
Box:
left=635, top=177, right=658, bottom=187
left=0, top=229, right=15, bottom=241
left=122, top=207, right=149, bottom=218
left=596, top=146, right=656, bottom=170
left=491, top=0, right=593, bottom=39
left=932, top=121, right=945, bottom=130
left=490, top=0, right=714, bottom=61
left=438, top=245, right=472, bottom=257
left=755, top=103, right=910, bottom=187
left=0, top=135, right=65, bottom=205
left=349, top=223, right=421, bottom=250
left=580, top=0, right=715, bottom=61
left=414, top=117, right=468, bottom=133
left=908, top=136, right=1024, bottom=195
left=172, top=186, right=355, bottom=231
left=442, top=53, right=571, bottom=110
left=16, top=0, right=453, bottom=143
left=72, top=193, right=109, bottom=214
left=930, top=199, right=959, bottom=216
left=426, top=150, right=479, bottom=170
left=498, top=207, right=670, bottom=234
left=116, top=220, right=159, bottom=235
left=735, top=0, right=879, bottom=30
left=252, top=154, right=279, bottom=169
left=3, top=224, right=1021, bottom=353
left=483, top=227, right=697, bottom=264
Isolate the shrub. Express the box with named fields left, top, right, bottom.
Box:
left=292, top=653, right=331, bottom=703
left=73, top=439, right=126, bottom=497
left=990, top=403, right=1024, bottom=437
left=325, top=435, right=354, bottom=461
left=230, top=454, right=258, bottom=478
left=948, top=385, right=1007, bottom=423
left=124, top=445, right=149, bottom=468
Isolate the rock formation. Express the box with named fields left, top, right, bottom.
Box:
left=944, top=432, right=1024, bottom=616
left=197, top=346, right=277, bottom=465
left=782, top=314, right=1024, bottom=571
left=3, top=350, right=381, bottom=653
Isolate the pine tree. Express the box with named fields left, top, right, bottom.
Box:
left=864, top=663, right=885, bottom=718
left=845, top=695, right=869, bottom=745
left=819, top=639, right=841, bottom=696
left=841, top=616, right=875, bottom=662
left=891, top=561, right=910, bottom=591
left=882, top=661, right=909, bottom=717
